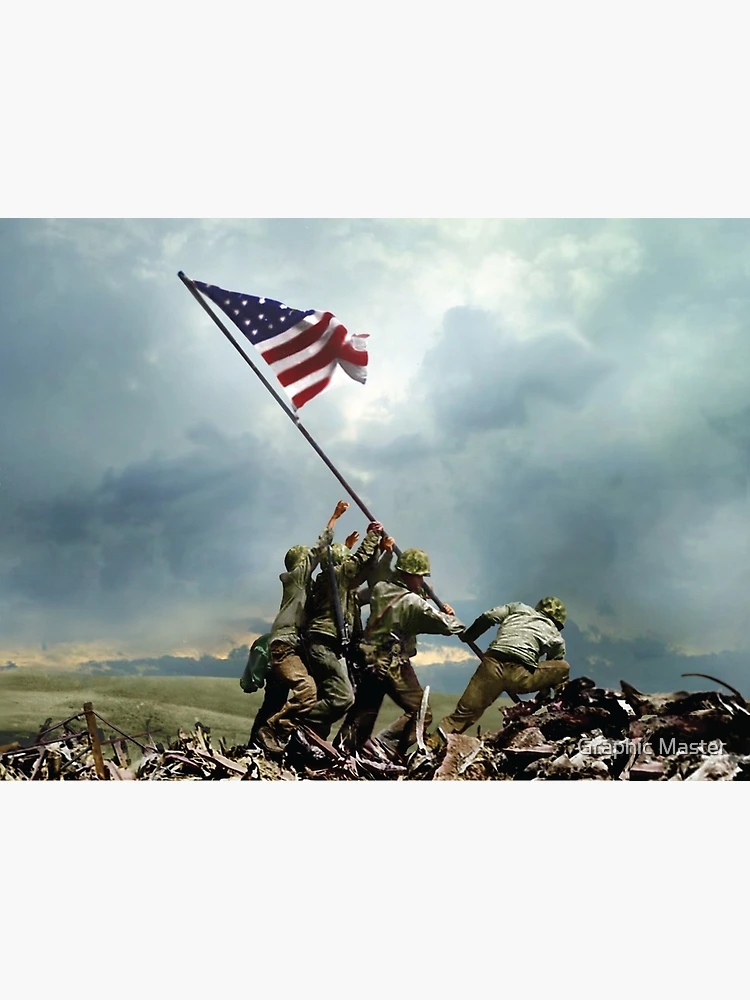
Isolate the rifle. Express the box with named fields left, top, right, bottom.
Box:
left=325, top=544, right=357, bottom=691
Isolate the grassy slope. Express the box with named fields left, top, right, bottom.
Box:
left=0, top=671, right=509, bottom=748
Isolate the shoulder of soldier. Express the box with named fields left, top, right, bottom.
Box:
left=504, top=602, right=537, bottom=617
left=289, top=561, right=313, bottom=584
left=402, top=590, right=435, bottom=613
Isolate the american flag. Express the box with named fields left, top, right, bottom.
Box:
left=193, top=280, right=369, bottom=409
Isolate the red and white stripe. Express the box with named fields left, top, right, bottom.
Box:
left=258, top=311, right=369, bottom=409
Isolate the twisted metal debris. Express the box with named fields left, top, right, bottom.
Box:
left=2, top=675, right=750, bottom=780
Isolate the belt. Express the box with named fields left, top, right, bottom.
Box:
left=488, top=649, right=536, bottom=672
left=306, top=632, right=342, bottom=652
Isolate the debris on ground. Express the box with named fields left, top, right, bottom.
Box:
left=0, top=710, right=139, bottom=781
left=3, top=677, right=750, bottom=780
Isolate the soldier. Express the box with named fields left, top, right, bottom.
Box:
left=252, top=500, right=351, bottom=753
left=432, top=596, right=571, bottom=740
left=336, top=548, right=465, bottom=757
left=303, top=522, right=385, bottom=740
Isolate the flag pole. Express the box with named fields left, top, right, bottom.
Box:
left=177, top=271, right=495, bottom=668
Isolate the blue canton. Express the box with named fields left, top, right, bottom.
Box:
left=194, top=281, right=315, bottom=345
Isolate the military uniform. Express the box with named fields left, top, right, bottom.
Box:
left=438, top=597, right=570, bottom=735
left=303, top=531, right=382, bottom=738
left=254, top=526, right=334, bottom=743
left=336, top=550, right=465, bottom=756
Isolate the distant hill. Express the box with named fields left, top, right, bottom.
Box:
left=4, top=619, right=748, bottom=696
left=0, top=670, right=506, bottom=751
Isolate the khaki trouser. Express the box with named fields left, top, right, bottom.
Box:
left=336, top=659, right=431, bottom=756
left=264, top=642, right=318, bottom=735
left=439, top=654, right=571, bottom=735
left=304, top=638, right=355, bottom=740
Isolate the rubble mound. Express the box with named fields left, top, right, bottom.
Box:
left=3, top=677, right=750, bottom=780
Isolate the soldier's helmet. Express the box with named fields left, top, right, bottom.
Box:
left=321, top=542, right=350, bottom=567
left=535, top=596, right=567, bottom=627
left=396, top=548, right=431, bottom=576
left=285, top=545, right=311, bottom=571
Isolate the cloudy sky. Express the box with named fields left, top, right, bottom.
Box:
left=1, top=218, right=749, bottom=691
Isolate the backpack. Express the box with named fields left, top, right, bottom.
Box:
left=240, top=633, right=271, bottom=693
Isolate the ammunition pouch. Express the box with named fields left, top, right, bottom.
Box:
left=359, top=634, right=405, bottom=680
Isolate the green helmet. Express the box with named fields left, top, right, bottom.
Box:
left=321, top=542, right=350, bottom=567
left=536, top=596, right=567, bottom=626
left=396, top=548, right=431, bottom=576
left=285, top=545, right=310, bottom=571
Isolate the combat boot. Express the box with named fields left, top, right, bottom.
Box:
left=425, top=728, right=447, bottom=753
left=254, top=723, right=290, bottom=755
left=361, top=737, right=393, bottom=762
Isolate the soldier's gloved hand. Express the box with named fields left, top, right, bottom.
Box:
left=367, top=521, right=384, bottom=535
left=345, top=531, right=359, bottom=549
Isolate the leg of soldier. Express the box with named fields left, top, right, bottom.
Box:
left=265, top=642, right=317, bottom=734
left=334, top=670, right=387, bottom=752
left=516, top=659, right=570, bottom=696
left=375, top=660, right=432, bottom=755
left=438, top=653, right=511, bottom=735
left=305, top=641, right=355, bottom=740
left=250, top=673, right=288, bottom=742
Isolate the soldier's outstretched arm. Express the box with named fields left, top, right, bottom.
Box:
left=401, top=597, right=465, bottom=638
left=342, top=525, right=382, bottom=585
left=327, top=500, right=350, bottom=529
left=367, top=544, right=395, bottom=587
left=359, top=541, right=395, bottom=606
left=461, top=604, right=511, bottom=643
left=308, top=501, right=349, bottom=570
